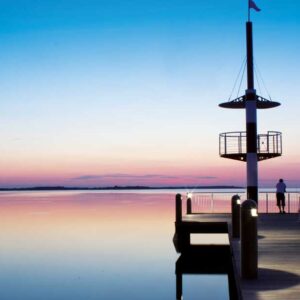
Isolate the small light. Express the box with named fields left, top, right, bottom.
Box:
left=237, top=199, right=241, bottom=205
left=251, top=208, right=258, bottom=217
left=187, top=192, right=193, bottom=199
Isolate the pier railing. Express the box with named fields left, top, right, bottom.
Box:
left=186, top=192, right=300, bottom=213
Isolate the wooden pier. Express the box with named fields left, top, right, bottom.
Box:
left=182, top=213, right=300, bottom=300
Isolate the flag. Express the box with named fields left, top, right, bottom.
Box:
left=249, top=0, right=261, bottom=12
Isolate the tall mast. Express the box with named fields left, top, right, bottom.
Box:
left=218, top=2, right=282, bottom=206
left=246, top=22, right=254, bottom=90
left=245, top=21, right=258, bottom=203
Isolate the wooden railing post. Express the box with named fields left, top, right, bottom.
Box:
left=176, top=194, right=182, bottom=223
left=186, top=197, right=192, bottom=214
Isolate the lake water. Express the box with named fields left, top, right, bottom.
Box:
left=0, top=190, right=233, bottom=300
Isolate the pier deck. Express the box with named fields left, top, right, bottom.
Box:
left=182, top=213, right=300, bottom=300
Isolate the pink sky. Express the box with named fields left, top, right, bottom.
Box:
left=1, top=155, right=299, bottom=188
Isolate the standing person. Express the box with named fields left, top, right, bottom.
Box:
left=276, top=179, right=287, bottom=214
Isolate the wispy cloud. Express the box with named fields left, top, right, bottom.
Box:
left=72, top=174, right=217, bottom=181
left=194, top=176, right=217, bottom=179
left=73, top=175, right=103, bottom=180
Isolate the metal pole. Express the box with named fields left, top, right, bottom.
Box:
left=246, top=21, right=258, bottom=204
left=246, top=22, right=254, bottom=90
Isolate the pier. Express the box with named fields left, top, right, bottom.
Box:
left=174, top=195, right=300, bottom=299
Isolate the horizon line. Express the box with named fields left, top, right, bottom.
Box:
left=0, top=185, right=245, bottom=191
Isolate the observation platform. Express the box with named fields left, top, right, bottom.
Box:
left=219, top=131, right=282, bottom=162
left=219, top=95, right=281, bottom=109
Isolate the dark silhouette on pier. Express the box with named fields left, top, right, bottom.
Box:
left=173, top=194, right=242, bottom=299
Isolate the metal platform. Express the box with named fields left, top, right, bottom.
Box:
left=219, top=95, right=281, bottom=109
left=219, top=131, right=282, bottom=162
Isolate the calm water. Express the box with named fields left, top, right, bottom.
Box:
left=0, top=190, right=233, bottom=299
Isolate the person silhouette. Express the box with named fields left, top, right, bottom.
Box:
left=276, top=179, right=286, bottom=214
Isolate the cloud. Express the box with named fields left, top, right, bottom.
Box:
left=73, top=174, right=172, bottom=180
left=72, top=173, right=217, bottom=181
left=194, top=176, right=217, bottom=179
left=73, top=175, right=103, bottom=180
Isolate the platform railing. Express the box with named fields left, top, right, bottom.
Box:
left=219, top=131, right=282, bottom=156
left=186, top=192, right=300, bottom=213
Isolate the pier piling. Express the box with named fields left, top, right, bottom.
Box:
left=241, top=199, right=258, bottom=279
left=186, top=197, right=192, bottom=214
left=176, top=194, right=182, bottom=223
left=231, top=195, right=241, bottom=238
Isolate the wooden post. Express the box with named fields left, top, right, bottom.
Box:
left=176, top=194, right=182, bottom=223
left=176, top=272, right=182, bottom=300
left=231, top=195, right=241, bottom=238
left=187, top=197, right=192, bottom=214
left=241, top=199, right=258, bottom=279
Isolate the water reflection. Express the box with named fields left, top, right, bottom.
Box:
left=0, top=191, right=242, bottom=299
left=175, top=248, right=232, bottom=300
left=0, top=192, right=176, bottom=300
left=173, top=204, right=241, bottom=300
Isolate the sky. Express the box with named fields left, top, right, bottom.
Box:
left=0, top=0, right=299, bottom=188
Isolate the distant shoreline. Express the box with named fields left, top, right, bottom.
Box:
left=0, top=185, right=244, bottom=191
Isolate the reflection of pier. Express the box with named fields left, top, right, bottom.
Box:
left=176, top=246, right=240, bottom=300
left=174, top=194, right=300, bottom=299
left=173, top=194, right=242, bottom=299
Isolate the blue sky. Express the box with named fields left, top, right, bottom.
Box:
left=0, top=0, right=299, bottom=187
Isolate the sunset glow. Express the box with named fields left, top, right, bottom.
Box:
left=1, top=0, right=299, bottom=188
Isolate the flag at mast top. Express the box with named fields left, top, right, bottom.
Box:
left=248, top=0, right=261, bottom=21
